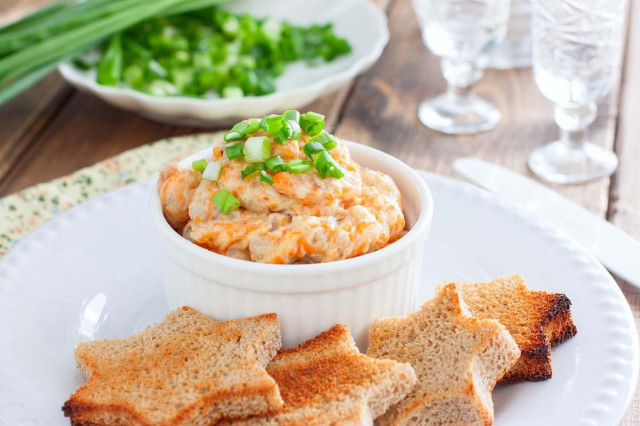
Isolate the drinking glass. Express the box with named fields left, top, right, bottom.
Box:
left=487, top=0, right=532, bottom=69
left=411, top=0, right=511, bottom=134
left=528, top=0, right=628, bottom=183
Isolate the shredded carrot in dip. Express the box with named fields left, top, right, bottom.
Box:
left=158, top=113, right=405, bottom=264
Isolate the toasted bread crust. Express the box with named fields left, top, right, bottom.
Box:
left=443, top=275, right=577, bottom=383
left=63, top=307, right=283, bottom=425
left=548, top=311, right=578, bottom=347
left=224, top=324, right=417, bottom=425
left=368, top=284, right=520, bottom=425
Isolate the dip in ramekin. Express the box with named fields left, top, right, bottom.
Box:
left=150, top=111, right=433, bottom=349
left=158, top=111, right=405, bottom=264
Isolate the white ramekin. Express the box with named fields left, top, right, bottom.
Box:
left=150, top=140, right=433, bottom=350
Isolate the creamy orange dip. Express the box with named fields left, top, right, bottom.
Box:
left=158, top=126, right=404, bottom=264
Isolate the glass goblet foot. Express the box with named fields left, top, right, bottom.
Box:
left=418, top=92, right=501, bottom=135
left=528, top=140, right=618, bottom=184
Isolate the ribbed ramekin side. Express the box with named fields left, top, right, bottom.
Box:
left=160, top=236, right=425, bottom=350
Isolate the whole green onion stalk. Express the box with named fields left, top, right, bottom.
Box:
left=0, top=0, right=230, bottom=104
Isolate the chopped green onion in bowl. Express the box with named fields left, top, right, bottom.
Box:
left=86, top=7, right=351, bottom=99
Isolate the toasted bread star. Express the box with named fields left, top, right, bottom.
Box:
left=63, top=307, right=283, bottom=425
left=441, top=274, right=577, bottom=382
left=225, top=324, right=416, bottom=425
left=368, top=284, right=520, bottom=426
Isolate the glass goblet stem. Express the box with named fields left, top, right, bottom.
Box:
left=528, top=101, right=618, bottom=183
left=416, top=57, right=501, bottom=135
left=554, top=102, right=597, bottom=149
left=441, top=58, right=483, bottom=95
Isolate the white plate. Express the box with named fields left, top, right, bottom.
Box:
left=0, top=172, right=637, bottom=426
left=57, top=0, right=388, bottom=126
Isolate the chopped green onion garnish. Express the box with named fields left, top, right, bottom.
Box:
left=224, top=131, right=243, bottom=142
left=274, top=119, right=293, bottom=144
left=300, top=121, right=324, bottom=136
left=323, top=140, right=337, bottom=150
left=265, top=155, right=287, bottom=173
left=243, top=136, right=272, bottom=163
left=260, top=170, right=274, bottom=185
left=310, top=132, right=337, bottom=150
left=329, top=163, right=345, bottom=179
left=244, top=119, right=261, bottom=135
left=203, top=161, right=222, bottom=181
left=286, top=159, right=312, bottom=174
left=212, top=189, right=241, bottom=215
left=231, top=121, right=249, bottom=134
left=225, top=142, right=244, bottom=160
left=282, top=110, right=300, bottom=123
left=259, top=116, right=268, bottom=130
left=224, top=121, right=249, bottom=142
left=313, top=150, right=344, bottom=179
left=289, top=120, right=301, bottom=140
left=305, top=121, right=325, bottom=136
left=192, top=159, right=207, bottom=173
left=300, top=111, right=325, bottom=136
left=241, top=162, right=265, bottom=179
left=302, top=141, right=325, bottom=158
left=313, top=150, right=333, bottom=178
left=226, top=119, right=261, bottom=141
left=302, top=111, right=325, bottom=123
left=263, top=115, right=284, bottom=136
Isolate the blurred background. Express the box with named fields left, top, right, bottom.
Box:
left=0, top=0, right=636, bottom=217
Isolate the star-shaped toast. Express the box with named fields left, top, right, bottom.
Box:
left=63, top=306, right=283, bottom=425
left=368, top=284, right=520, bottom=426
left=225, top=324, right=416, bottom=425
left=441, top=274, right=578, bottom=382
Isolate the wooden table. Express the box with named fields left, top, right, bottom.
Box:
left=2, top=0, right=639, bottom=423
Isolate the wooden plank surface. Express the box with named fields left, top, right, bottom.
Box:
left=0, top=73, right=70, bottom=185
left=610, top=1, right=640, bottom=424
left=1, top=0, right=639, bottom=423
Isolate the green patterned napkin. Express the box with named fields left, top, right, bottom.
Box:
left=0, top=132, right=223, bottom=257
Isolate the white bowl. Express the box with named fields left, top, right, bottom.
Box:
left=150, top=141, right=433, bottom=350
left=58, top=0, right=388, bottom=127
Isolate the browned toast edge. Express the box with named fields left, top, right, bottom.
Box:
left=498, top=291, right=577, bottom=383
